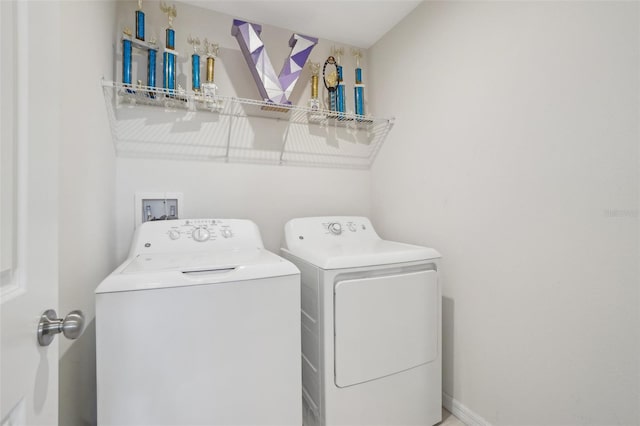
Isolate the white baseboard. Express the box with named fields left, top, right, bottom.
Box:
left=442, top=392, right=492, bottom=426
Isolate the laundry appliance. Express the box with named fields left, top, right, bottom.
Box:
left=96, top=219, right=301, bottom=426
left=282, top=216, right=442, bottom=426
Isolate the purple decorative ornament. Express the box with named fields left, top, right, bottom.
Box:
left=231, top=19, right=318, bottom=105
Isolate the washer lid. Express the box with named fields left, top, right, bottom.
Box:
left=96, top=248, right=299, bottom=294
left=283, top=216, right=440, bottom=269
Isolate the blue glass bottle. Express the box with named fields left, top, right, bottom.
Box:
left=122, top=39, right=132, bottom=85
left=336, top=64, right=345, bottom=116
left=135, top=10, right=145, bottom=41
left=147, top=49, right=156, bottom=88
left=354, top=67, right=364, bottom=117
left=163, top=28, right=176, bottom=91
left=192, top=54, right=200, bottom=91
left=166, top=27, right=175, bottom=49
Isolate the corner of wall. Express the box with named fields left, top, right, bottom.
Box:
left=58, top=2, right=118, bottom=425
left=443, top=393, right=492, bottom=426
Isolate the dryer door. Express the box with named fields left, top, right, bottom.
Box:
left=334, top=269, right=438, bottom=388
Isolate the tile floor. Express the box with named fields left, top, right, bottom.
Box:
left=439, top=407, right=465, bottom=426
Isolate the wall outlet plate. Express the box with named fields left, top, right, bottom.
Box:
left=134, top=192, right=184, bottom=227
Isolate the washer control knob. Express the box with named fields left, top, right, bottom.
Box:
left=220, top=228, right=233, bottom=238
left=328, top=222, right=342, bottom=235
left=168, top=230, right=181, bottom=240
left=348, top=223, right=357, bottom=232
left=192, top=227, right=210, bottom=242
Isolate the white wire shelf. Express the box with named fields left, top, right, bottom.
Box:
left=101, top=80, right=394, bottom=169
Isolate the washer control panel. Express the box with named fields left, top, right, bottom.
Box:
left=157, top=219, right=235, bottom=243
left=130, top=219, right=260, bottom=255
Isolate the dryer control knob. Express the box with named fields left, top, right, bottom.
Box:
left=192, top=227, right=210, bottom=242
left=168, top=230, right=181, bottom=240
left=348, top=223, right=357, bottom=232
left=328, top=222, right=342, bottom=235
left=220, top=228, right=233, bottom=238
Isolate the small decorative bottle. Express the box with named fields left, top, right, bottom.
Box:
left=122, top=28, right=133, bottom=86
left=147, top=43, right=157, bottom=89
left=135, top=0, right=145, bottom=41
left=352, top=49, right=365, bottom=118
left=160, top=2, right=177, bottom=92
left=201, top=40, right=220, bottom=108
left=332, top=47, right=346, bottom=117
left=308, top=62, right=320, bottom=111
left=187, top=35, right=202, bottom=93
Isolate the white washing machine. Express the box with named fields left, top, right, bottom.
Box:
left=282, top=216, right=442, bottom=426
left=96, top=219, right=301, bottom=426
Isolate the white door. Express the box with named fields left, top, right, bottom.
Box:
left=334, top=270, right=439, bottom=388
left=1, top=1, right=63, bottom=424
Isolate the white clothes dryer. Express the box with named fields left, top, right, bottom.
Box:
left=282, top=217, right=442, bottom=426
left=96, top=219, right=301, bottom=426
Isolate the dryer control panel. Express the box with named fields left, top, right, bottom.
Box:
left=283, top=216, right=439, bottom=270
left=284, top=216, right=381, bottom=249
left=323, top=219, right=371, bottom=236
left=129, top=219, right=264, bottom=256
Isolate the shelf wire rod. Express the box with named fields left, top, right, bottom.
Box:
left=225, top=115, right=234, bottom=162
left=279, top=122, right=293, bottom=165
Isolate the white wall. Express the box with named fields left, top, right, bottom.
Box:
left=114, top=1, right=371, bottom=258
left=369, top=1, right=639, bottom=424
left=116, top=160, right=369, bottom=255
left=58, top=2, right=117, bottom=425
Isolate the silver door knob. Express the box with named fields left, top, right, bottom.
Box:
left=37, top=309, right=85, bottom=346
